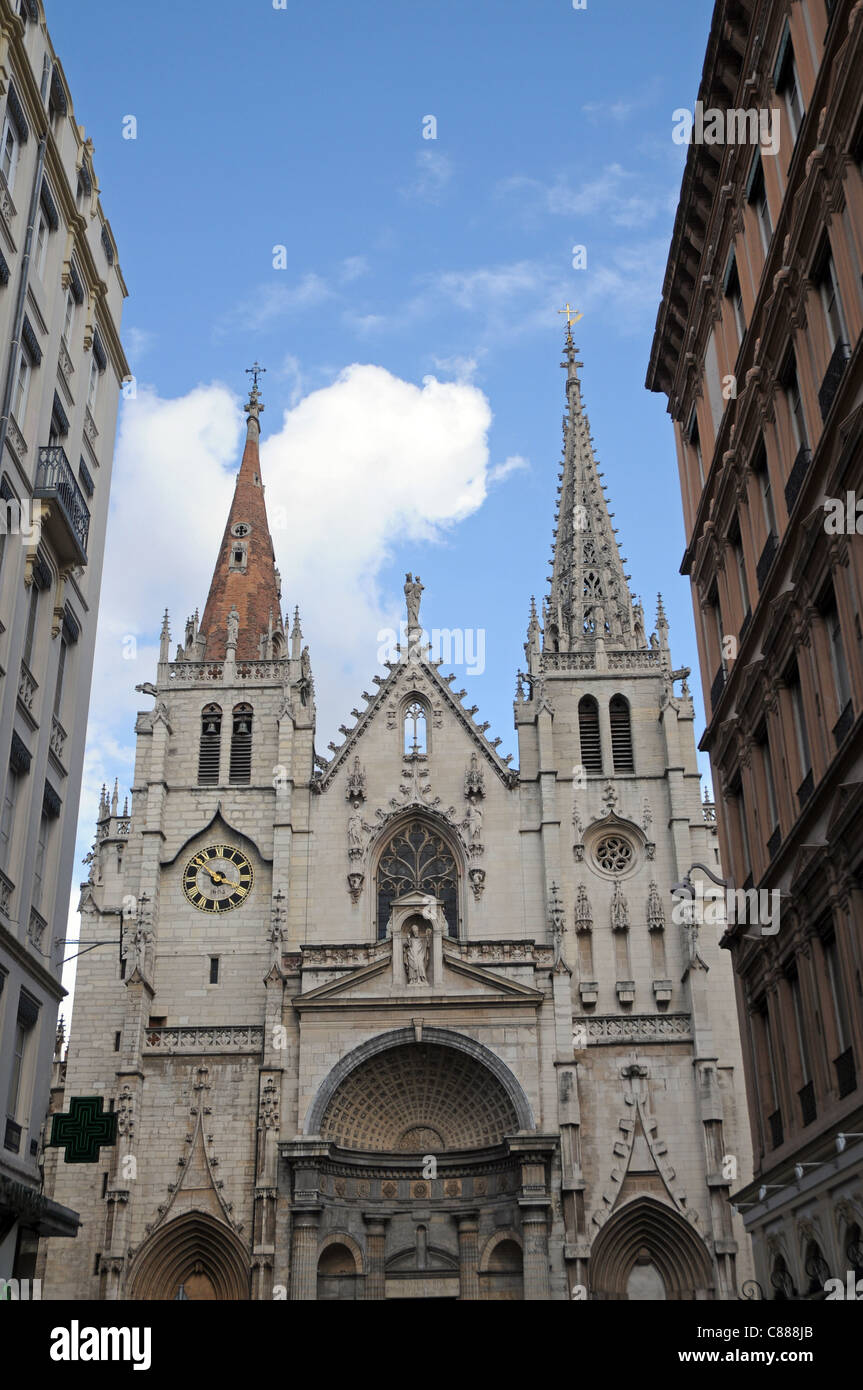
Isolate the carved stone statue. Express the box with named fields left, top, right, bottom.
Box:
left=404, top=572, right=424, bottom=629
left=226, top=606, right=240, bottom=649
left=465, top=800, right=483, bottom=846
left=404, top=921, right=430, bottom=984
left=347, top=809, right=365, bottom=852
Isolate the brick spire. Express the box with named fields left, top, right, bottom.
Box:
left=199, top=375, right=284, bottom=662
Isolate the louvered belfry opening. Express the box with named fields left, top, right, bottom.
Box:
left=198, top=704, right=221, bottom=785
left=610, top=694, right=634, bottom=772
left=229, top=703, right=253, bottom=784
left=578, top=695, right=602, bottom=774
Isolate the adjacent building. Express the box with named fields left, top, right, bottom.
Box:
left=39, top=339, right=752, bottom=1301
left=647, top=0, right=862, bottom=1297
left=0, top=0, right=128, bottom=1281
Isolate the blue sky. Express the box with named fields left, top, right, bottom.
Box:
left=47, top=0, right=717, bottom=981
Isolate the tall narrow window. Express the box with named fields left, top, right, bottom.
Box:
left=1, top=118, right=19, bottom=192
left=62, top=287, right=76, bottom=344
left=403, top=700, right=428, bottom=756
left=789, top=971, right=811, bottom=1087
left=7, top=993, right=38, bottom=1132
left=32, top=811, right=50, bottom=909
left=821, top=590, right=851, bottom=714
left=775, top=28, right=805, bottom=146
left=724, top=254, right=746, bottom=348
left=53, top=636, right=67, bottom=718
left=198, top=704, right=221, bottom=785
left=757, top=726, right=779, bottom=837
left=0, top=770, right=18, bottom=857
left=823, top=935, right=851, bottom=1054
left=609, top=695, right=634, bottom=772
left=87, top=354, right=100, bottom=413
left=578, top=695, right=602, bottom=774
left=229, top=704, right=253, bottom=784
left=747, top=154, right=773, bottom=258
left=12, top=346, right=32, bottom=425
left=786, top=662, right=811, bottom=779
left=687, top=409, right=704, bottom=487
left=209, top=957, right=220, bottom=985
left=782, top=354, right=808, bottom=451
left=22, top=583, right=39, bottom=668
left=731, top=521, right=750, bottom=618
left=815, top=244, right=847, bottom=353
left=753, top=443, right=777, bottom=537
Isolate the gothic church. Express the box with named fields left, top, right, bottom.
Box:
left=39, top=331, right=754, bottom=1300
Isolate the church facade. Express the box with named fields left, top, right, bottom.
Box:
left=38, top=335, right=754, bottom=1300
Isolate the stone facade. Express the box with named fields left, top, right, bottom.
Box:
left=39, top=339, right=753, bottom=1300
left=647, top=0, right=863, bottom=1297
left=0, top=0, right=128, bottom=1281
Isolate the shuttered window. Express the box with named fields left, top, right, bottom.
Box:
left=610, top=695, right=634, bottom=772
left=578, top=696, right=602, bottom=774
left=229, top=704, right=253, bottom=784
left=197, top=704, right=221, bottom=785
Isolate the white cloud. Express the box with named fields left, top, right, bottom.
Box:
left=217, top=271, right=334, bottom=333
left=339, top=256, right=369, bottom=282
left=581, top=101, right=633, bottom=124
left=401, top=148, right=453, bottom=204
left=488, top=454, right=529, bottom=485
left=123, top=326, right=155, bottom=364
left=497, top=164, right=675, bottom=229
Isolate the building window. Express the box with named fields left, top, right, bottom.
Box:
left=53, top=636, right=67, bottom=718
left=788, top=971, right=811, bottom=1089
left=87, top=354, right=100, bottom=413
left=752, top=442, right=777, bottom=538
left=0, top=769, right=18, bottom=858
left=814, top=243, right=848, bottom=353
left=823, top=935, right=851, bottom=1054
left=821, top=589, right=852, bottom=714
left=209, top=957, right=220, bottom=985
left=609, top=695, right=634, bottom=772
left=403, top=699, right=428, bottom=756
left=757, top=726, right=779, bottom=838
left=6, top=991, right=39, bottom=1140
left=687, top=409, right=704, bottom=487
left=12, top=346, right=32, bottom=425
left=724, top=253, right=746, bottom=348
left=197, top=704, right=221, bottom=785
left=747, top=153, right=773, bottom=259
left=32, top=810, right=50, bottom=909
left=578, top=695, right=602, bottom=774
left=376, top=817, right=459, bottom=939
left=22, top=582, right=40, bottom=668
left=781, top=353, right=808, bottom=452
left=63, top=287, right=76, bottom=344
left=228, top=704, right=253, bottom=784
left=786, top=662, right=811, bottom=778
left=1, top=117, right=19, bottom=192
left=730, top=520, right=750, bottom=618
left=774, top=27, right=805, bottom=147
left=34, top=209, right=49, bottom=279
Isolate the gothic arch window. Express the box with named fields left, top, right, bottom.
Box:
left=403, top=698, right=428, bottom=756
left=578, top=695, right=602, bottom=774
left=583, top=571, right=603, bottom=599
left=198, top=704, right=221, bottom=785
left=229, top=703, right=253, bottom=784
left=376, top=817, right=459, bottom=938
left=610, top=694, right=634, bottom=772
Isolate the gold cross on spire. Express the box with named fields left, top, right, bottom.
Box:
left=557, top=304, right=583, bottom=328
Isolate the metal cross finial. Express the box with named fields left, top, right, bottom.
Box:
left=557, top=303, right=583, bottom=328
left=246, top=361, right=266, bottom=392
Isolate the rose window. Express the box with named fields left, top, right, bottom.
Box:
left=594, top=835, right=633, bottom=873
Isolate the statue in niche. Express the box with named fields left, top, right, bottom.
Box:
left=465, top=800, right=483, bottom=846
left=404, top=920, right=430, bottom=985
left=226, top=606, right=240, bottom=649
left=610, top=880, right=629, bottom=931
left=404, top=572, right=424, bottom=629
left=347, top=809, right=365, bottom=854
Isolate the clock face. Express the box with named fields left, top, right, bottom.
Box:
left=183, top=844, right=253, bottom=913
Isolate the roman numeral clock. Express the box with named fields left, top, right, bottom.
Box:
left=183, top=844, right=254, bottom=912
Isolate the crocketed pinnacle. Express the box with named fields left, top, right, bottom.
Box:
left=199, top=380, right=284, bottom=661
left=545, top=331, right=638, bottom=652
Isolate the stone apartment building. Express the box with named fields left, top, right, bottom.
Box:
left=39, top=336, right=753, bottom=1300
left=0, top=0, right=128, bottom=1281
left=647, top=0, right=863, bottom=1297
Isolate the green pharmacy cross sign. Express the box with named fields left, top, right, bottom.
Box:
left=49, top=1096, right=118, bottom=1163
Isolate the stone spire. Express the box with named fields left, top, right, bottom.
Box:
left=544, top=327, right=638, bottom=653
left=198, top=373, right=285, bottom=662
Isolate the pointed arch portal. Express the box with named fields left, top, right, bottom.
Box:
left=127, top=1211, right=250, bottom=1300
left=589, top=1198, right=714, bottom=1300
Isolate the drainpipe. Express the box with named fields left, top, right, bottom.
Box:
left=0, top=132, right=48, bottom=464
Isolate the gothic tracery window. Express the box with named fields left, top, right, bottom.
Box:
left=376, top=818, right=458, bottom=938
left=404, top=699, right=428, bottom=755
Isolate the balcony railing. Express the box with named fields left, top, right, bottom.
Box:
left=756, top=530, right=779, bottom=592
left=710, top=663, right=727, bottom=715
left=784, top=443, right=812, bottom=515
left=798, top=1080, right=816, bottom=1128
left=834, top=1047, right=856, bottom=1099
left=818, top=338, right=851, bottom=421
left=797, top=768, right=814, bottom=810
left=768, top=1108, right=784, bottom=1150
left=34, top=445, right=90, bottom=566
left=833, top=700, right=853, bottom=749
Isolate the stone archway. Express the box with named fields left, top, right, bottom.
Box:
left=127, top=1210, right=250, bottom=1300
left=589, top=1197, right=714, bottom=1300
left=305, top=1026, right=534, bottom=1139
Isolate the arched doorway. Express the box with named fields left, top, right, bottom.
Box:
left=127, top=1210, right=250, bottom=1300
left=589, top=1198, right=714, bottom=1300
left=317, top=1235, right=362, bottom=1301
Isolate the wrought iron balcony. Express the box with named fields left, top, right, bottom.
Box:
left=34, top=445, right=90, bottom=566
left=796, top=768, right=814, bottom=810
left=833, top=700, right=853, bottom=749
left=784, top=443, right=811, bottom=516
left=798, top=1080, right=816, bottom=1128
left=756, top=530, right=778, bottom=592
left=818, top=338, right=850, bottom=421
left=710, top=663, right=727, bottom=715
left=768, top=1108, right=784, bottom=1150
left=834, top=1046, right=856, bottom=1100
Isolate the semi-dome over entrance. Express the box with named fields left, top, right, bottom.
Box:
left=319, top=1042, right=519, bottom=1152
